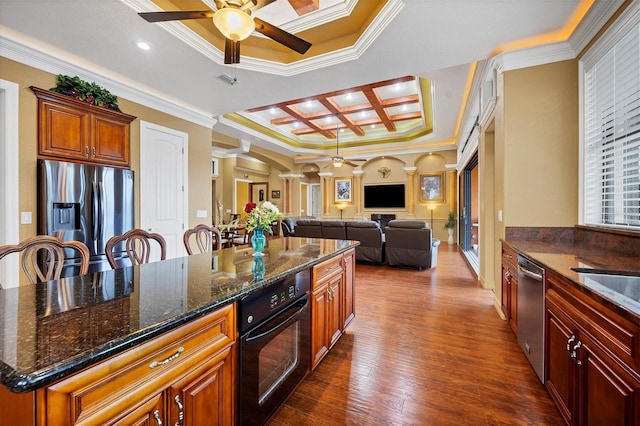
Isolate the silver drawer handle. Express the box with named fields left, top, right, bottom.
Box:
left=149, top=347, right=184, bottom=369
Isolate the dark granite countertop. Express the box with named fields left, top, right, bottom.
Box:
left=0, top=237, right=358, bottom=393
left=502, top=236, right=640, bottom=325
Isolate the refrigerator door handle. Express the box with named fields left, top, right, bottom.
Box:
left=92, top=182, right=99, bottom=241
left=97, top=182, right=104, bottom=239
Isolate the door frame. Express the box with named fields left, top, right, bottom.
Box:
left=0, top=79, right=20, bottom=287
left=140, top=120, right=189, bottom=258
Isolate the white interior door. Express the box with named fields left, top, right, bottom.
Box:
left=311, top=184, right=321, bottom=217
left=0, top=79, right=20, bottom=287
left=140, top=121, right=188, bottom=260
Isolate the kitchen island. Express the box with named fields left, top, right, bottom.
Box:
left=0, top=236, right=358, bottom=425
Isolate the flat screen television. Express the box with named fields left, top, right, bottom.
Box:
left=364, top=184, right=405, bottom=208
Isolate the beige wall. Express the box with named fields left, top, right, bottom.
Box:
left=1, top=57, right=213, bottom=242
left=503, top=60, right=579, bottom=226
left=488, top=58, right=579, bottom=310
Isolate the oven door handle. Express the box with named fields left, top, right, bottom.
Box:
left=246, top=297, right=308, bottom=344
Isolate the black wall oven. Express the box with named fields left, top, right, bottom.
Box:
left=238, top=269, right=311, bottom=425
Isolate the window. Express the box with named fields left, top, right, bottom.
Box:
left=583, top=15, right=640, bottom=229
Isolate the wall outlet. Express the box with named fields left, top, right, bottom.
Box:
left=21, top=211, right=32, bottom=224
left=196, top=210, right=208, bottom=218
left=226, top=209, right=231, bottom=213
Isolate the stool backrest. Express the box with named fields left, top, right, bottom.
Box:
left=0, top=235, right=90, bottom=284
left=105, top=229, right=166, bottom=269
left=184, top=224, right=222, bottom=254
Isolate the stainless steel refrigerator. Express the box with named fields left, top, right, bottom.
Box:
left=38, top=159, right=134, bottom=274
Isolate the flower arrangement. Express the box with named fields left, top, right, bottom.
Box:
left=244, top=201, right=280, bottom=233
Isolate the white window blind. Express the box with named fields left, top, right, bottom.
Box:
left=584, top=23, right=640, bottom=229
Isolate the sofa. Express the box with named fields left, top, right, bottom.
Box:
left=294, top=219, right=324, bottom=238
left=280, top=216, right=385, bottom=264
left=345, top=220, right=385, bottom=264
left=384, top=219, right=440, bottom=270
left=280, top=216, right=315, bottom=237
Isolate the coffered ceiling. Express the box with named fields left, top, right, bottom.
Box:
left=0, top=0, right=610, bottom=167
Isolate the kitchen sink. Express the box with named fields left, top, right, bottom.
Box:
left=570, top=267, right=640, bottom=277
left=572, top=267, right=640, bottom=306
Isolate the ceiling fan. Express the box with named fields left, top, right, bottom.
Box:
left=325, top=120, right=366, bottom=169
left=138, top=0, right=312, bottom=64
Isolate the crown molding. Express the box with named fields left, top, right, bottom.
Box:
left=0, top=26, right=217, bottom=128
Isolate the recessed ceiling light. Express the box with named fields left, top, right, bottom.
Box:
left=269, top=108, right=278, bottom=115
left=136, top=41, right=151, bottom=50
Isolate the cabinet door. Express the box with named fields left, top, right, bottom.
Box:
left=168, top=346, right=235, bottom=426
left=342, top=249, right=355, bottom=329
left=509, top=271, right=518, bottom=334
left=545, top=304, right=576, bottom=425
left=578, top=335, right=640, bottom=426
left=38, top=99, right=90, bottom=161
left=501, top=263, right=510, bottom=319
left=311, top=283, right=329, bottom=370
left=327, top=274, right=342, bottom=350
left=92, top=115, right=130, bottom=166
left=112, top=393, right=164, bottom=426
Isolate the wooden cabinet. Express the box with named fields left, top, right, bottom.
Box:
left=342, top=248, right=356, bottom=329
left=12, top=303, right=237, bottom=426
left=310, top=249, right=356, bottom=370
left=501, top=243, right=518, bottom=333
left=545, top=270, right=640, bottom=425
left=31, top=86, right=135, bottom=167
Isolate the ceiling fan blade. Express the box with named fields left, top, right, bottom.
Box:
left=254, top=17, right=311, bottom=54
left=225, top=38, right=241, bottom=64
left=345, top=161, right=361, bottom=167
left=138, top=10, right=214, bottom=23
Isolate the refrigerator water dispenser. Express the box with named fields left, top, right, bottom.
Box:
left=52, top=202, right=80, bottom=231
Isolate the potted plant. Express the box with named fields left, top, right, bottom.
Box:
left=444, top=211, right=456, bottom=244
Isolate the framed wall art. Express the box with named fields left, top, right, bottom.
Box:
left=419, top=172, right=445, bottom=203
left=271, top=190, right=281, bottom=199
left=334, top=178, right=352, bottom=203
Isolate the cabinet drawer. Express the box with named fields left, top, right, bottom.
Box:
left=39, top=303, right=235, bottom=426
left=502, top=244, right=517, bottom=268
left=546, top=272, right=640, bottom=370
left=312, top=256, right=343, bottom=288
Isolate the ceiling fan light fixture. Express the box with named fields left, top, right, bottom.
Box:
left=213, top=8, right=255, bottom=41
left=333, top=160, right=343, bottom=168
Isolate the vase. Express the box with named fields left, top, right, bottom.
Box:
left=251, top=256, right=265, bottom=281
left=447, top=228, right=454, bottom=245
left=251, top=228, right=266, bottom=256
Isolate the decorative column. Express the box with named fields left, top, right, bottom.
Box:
left=352, top=169, right=364, bottom=219
left=404, top=167, right=417, bottom=217
left=318, top=172, right=333, bottom=217
left=446, top=165, right=457, bottom=211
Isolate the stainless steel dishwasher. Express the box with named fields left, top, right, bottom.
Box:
left=517, top=255, right=545, bottom=383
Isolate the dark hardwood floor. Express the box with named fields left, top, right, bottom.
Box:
left=268, top=244, right=564, bottom=426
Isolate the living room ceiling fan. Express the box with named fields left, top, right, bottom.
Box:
left=138, top=0, right=312, bottom=64
left=325, top=119, right=366, bottom=169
